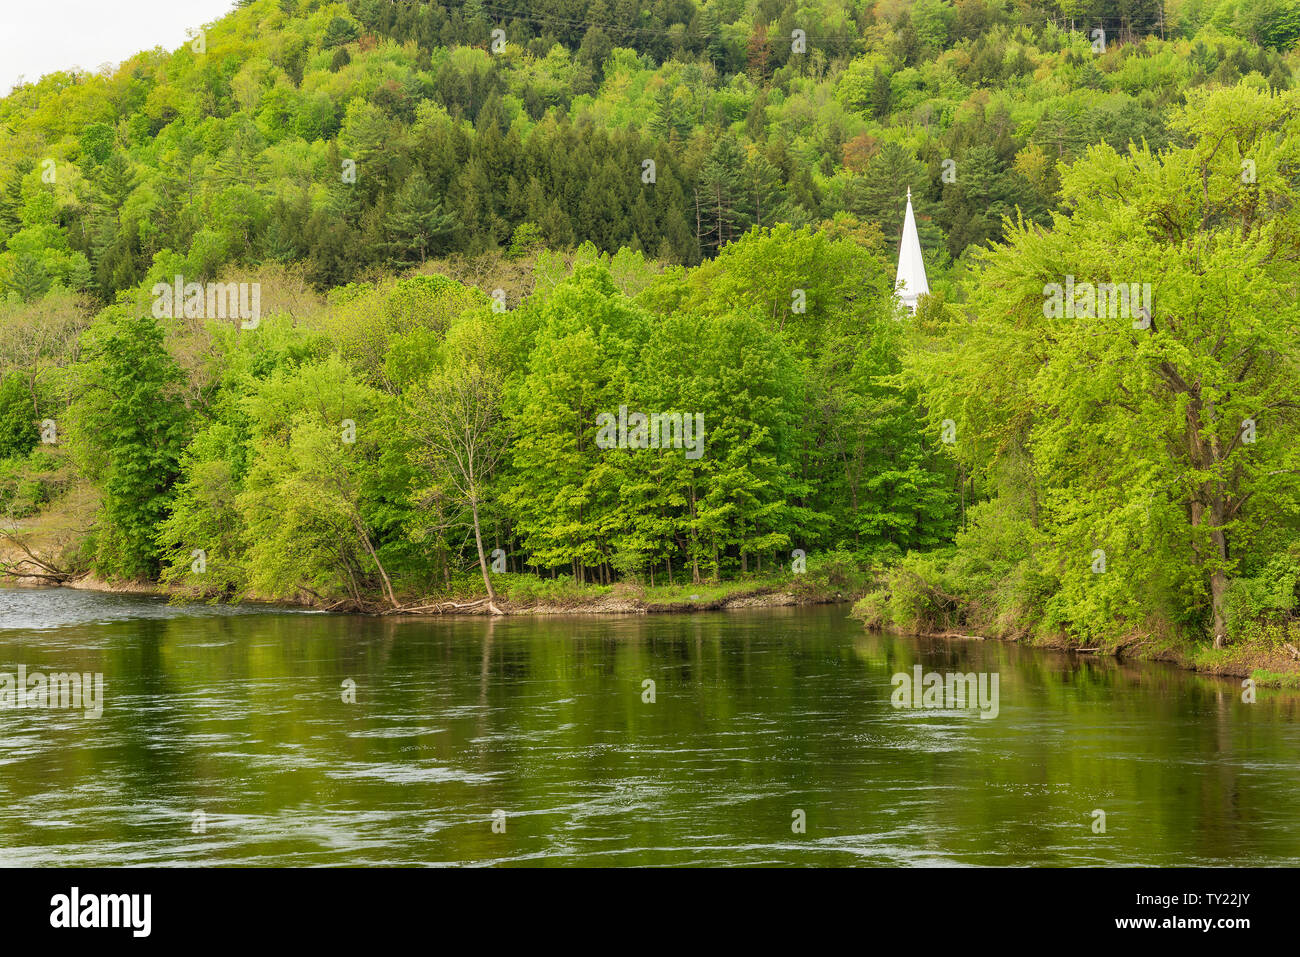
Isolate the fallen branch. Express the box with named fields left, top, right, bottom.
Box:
left=0, top=528, right=73, bottom=577
left=0, top=565, right=83, bottom=584
left=0, top=526, right=83, bottom=584
left=382, top=597, right=492, bottom=615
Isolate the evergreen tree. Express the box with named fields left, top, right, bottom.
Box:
left=6, top=252, right=51, bottom=303
left=694, top=135, right=751, bottom=254
left=384, top=171, right=454, bottom=268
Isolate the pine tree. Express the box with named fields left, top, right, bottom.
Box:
left=6, top=252, right=51, bottom=303
left=384, top=171, right=453, bottom=267
left=695, top=136, right=751, bottom=254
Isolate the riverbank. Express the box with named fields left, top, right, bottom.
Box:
left=64, top=566, right=1300, bottom=688
left=399, top=579, right=853, bottom=616
left=852, top=610, right=1300, bottom=690
left=6, top=512, right=1297, bottom=688
left=3, top=554, right=859, bottom=617
left=0, top=492, right=866, bottom=615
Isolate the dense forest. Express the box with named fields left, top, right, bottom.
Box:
left=0, top=0, right=1297, bottom=658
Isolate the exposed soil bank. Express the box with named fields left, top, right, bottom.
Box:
left=500, top=585, right=845, bottom=616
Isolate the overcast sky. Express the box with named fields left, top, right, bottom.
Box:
left=1, top=0, right=238, bottom=94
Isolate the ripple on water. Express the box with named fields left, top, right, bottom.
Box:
left=324, top=762, right=498, bottom=785
left=2, top=592, right=1299, bottom=866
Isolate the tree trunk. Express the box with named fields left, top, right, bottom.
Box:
left=1209, top=503, right=1230, bottom=649
left=352, top=516, right=397, bottom=609
left=470, top=497, right=503, bottom=615
left=1210, top=566, right=1229, bottom=649
left=689, top=487, right=700, bottom=584
left=1184, top=392, right=1232, bottom=649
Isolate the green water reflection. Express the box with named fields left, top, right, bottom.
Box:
left=0, top=591, right=1296, bottom=866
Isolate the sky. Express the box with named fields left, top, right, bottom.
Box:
left=1, top=0, right=239, bottom=94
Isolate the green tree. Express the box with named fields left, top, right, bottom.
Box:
left=914, top=84, right=1300, bottom=648
left=237, top=355, right=397, bottom=607
left=694, top=135, right=751, bottom=254
left=0, top=373, right=39, bottom=460
left=404, top=313, right=510, bottom=612
left=6, top=252, right=51, bottom=302
left=503, top=266, right=644, bottom=583
left=79, top=310, right=189, bottom=579
left=322, top=16, right=361, bottom=49
left=384, top=171, right=454, bottom=267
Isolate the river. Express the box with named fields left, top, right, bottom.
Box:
left=1, top=588, right=1297, bottom=866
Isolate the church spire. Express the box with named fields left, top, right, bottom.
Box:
left=895, top=187, right=929, bottom=314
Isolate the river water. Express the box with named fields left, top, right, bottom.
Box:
left=0, top=588, right=1296, bottom=866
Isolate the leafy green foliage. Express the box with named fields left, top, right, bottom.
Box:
left=904, top=83, right=1300, bottom=647
left=2, top=0, right=1292, bottom=299
left=77, top=311, right=189, bottom=579
left=0, top=2, right=1295, bottom=653
left=0, top=372, right=39, bottom=460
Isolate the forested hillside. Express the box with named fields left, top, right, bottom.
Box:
left=2, top=0, right=1297, bottom=291
left=0, top=0, right=1297, bottom=664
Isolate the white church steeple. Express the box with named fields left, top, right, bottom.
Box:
left=894, top=186, right=929, bottom=314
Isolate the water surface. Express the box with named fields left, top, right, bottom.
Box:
left=0, top=588, right=1296, bottom=866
